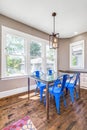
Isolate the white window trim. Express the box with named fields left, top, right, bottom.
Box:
left=70, top=40, right=84, bottom=69
left=1, top=26, right=58, bottom=79
left=1, top=26, right=29, bottom=78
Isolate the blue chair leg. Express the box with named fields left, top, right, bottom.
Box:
left=74, top=87, right=79, bottom=99
left=66, top=87, right=68, bottom=95
left=76, top=90, right=79, bottom=99
left=40, top=87, right=44, bottom=102
left=44, top=94, right=54, bottom=106
left=44, top=97, right=46, bottom=106
left=54, top=94, right=60, bottom=114
left=62, top=93, right=67, bottom=107
left=35, top=86, right=38, bottom=95
left=69, top=88, right=75, bottom=103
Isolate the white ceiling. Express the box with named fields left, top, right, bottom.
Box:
left=0, top=0, right=87, bottom=38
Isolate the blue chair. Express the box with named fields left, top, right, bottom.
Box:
left=65, top=73, right=80, bottom=103
left=47, top=69, right=54, bottom=75
left=33, top=71, right=46, bottom=102
left=49, top=74, right=68, bottom=114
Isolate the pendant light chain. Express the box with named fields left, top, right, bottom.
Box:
left=53, top=14, right=55, bottom=34
left=52, top=12, right=56, bottom=34
left=49, top=12, right=59, bottom=49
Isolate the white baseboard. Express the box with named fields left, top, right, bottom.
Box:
left=0, top=85, right=86, bottom=99
left=0, top=85, right=36, bottom=98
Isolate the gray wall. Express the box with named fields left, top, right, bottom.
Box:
left=0, top=78, right=28, bottom=91
left=0, top=15, right=49, bottom=40
left=58, top=38, right=70, bottom=70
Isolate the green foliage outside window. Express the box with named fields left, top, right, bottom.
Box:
left=6, top=34, right=24, bottom=54
left=6, top=56, right=23, bottom=75
left=30, top=41, right=41, bottom=58
left=72, top=56, right=77, bottom=66
left=6, top=34, right=25, bottom=76
left=47, top=49, right=54, bottom=61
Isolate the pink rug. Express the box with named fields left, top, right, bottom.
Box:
left=3, top=116, right=37, bottom=130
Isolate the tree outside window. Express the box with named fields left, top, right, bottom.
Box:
left=70, top=40, right=84, bottom=69
left=5, top=34, right=26, bottom=76
left=30, top=41, right=42, bottom=73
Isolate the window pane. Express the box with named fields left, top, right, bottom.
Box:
left=70, top=41, right=84, bottom=68
left=30, top=41, right=42, bottom=73
left=30, top=41, right=41, bottom=58
left=6, top=34, right=25, bottom=55
left=30, top=58, right=42, bottom=73
left=46, top=45, right=56, bottom=71
left=72, top=44, right=83, bottom=67
left=6, top=55, right=25, bottom=76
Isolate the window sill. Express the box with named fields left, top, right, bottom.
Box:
left=70, top=67, right=84, bottom=70
left=0, top=74, right=28, bottom=80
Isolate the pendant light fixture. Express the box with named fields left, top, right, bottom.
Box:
left=49, top=12, right=59, bottom=49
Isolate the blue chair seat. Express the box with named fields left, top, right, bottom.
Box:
left=53, top=87, right=61, bottom=93
left=37, top=82, right=46, bottom=88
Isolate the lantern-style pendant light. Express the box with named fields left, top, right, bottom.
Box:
left=49, top=12, right=59, bottom=49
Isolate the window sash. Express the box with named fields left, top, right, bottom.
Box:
left=70, top=40, right=84, bottom=69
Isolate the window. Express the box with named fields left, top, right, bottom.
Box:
left=1, top=26, right=57, bottom=78
left=70, top=40, right=84, bottom=69
left=2, top=26, right=27, bottom=78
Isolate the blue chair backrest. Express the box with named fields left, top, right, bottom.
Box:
left=74, top=72, right=80, bottom=86
left=33, top=71, right=43, bottom=86
left=48, top=69, right=54, bottom=75
left=53, top=74, right=68, bottom=91
left=35, top=71, right=40, bottom=77
left=67, top=72, right=80, bottom=88
left=33, top=71, right=43, bottom=78
left=54, top=79, right=61, bottom=86
left=61, top=74, right=68, bottom=91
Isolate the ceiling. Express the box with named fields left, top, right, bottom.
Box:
left=0, top=0, right=87, bottom=38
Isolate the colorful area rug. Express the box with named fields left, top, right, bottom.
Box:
left=3, top=116, right=37, bottom=130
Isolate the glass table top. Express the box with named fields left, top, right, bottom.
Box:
left=30, top=73, right=60, bottom=83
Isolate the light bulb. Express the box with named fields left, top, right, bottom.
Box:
left=54, top=37, right=57, bottom=43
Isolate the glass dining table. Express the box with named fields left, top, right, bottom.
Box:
left=28, top=73, right=59, bottom=120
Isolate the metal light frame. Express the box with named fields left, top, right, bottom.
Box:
left=49, top=12, right=59, bottom=49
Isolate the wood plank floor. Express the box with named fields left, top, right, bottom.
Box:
left=0, top=89, right=87, bottom=130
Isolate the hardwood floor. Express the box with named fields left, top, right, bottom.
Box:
left=0, top=89, right=87, bottom=130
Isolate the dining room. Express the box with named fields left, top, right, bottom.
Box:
left=0, top=0, right=87, bottom=130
